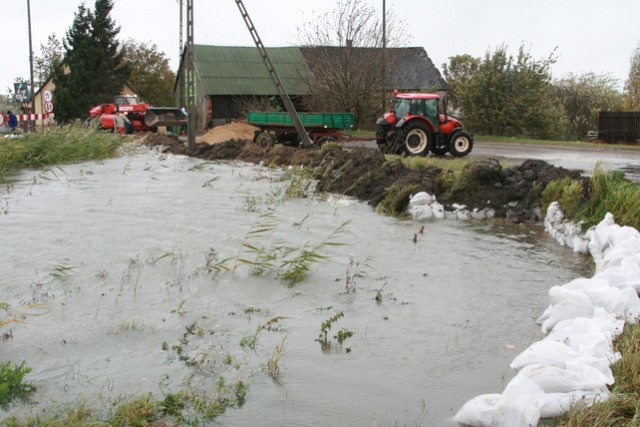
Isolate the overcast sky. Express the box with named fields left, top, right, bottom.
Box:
left=3, top=0, right=640, bottom=95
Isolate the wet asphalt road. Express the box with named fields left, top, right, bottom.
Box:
left=340, top=139, right=640, bottom=183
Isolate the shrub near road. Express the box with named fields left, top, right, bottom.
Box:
left=0, top=123, right=123, bottom=180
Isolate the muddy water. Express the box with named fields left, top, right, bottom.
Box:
left=0, top=148, right=592, bottom=425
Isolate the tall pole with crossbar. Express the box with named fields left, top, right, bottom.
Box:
left=234, top=0, right=312, bottom=146
left=27, top=0, right=35, bottom=130
left=186, top=0, right=196, bottom=152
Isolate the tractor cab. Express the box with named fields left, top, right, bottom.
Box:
left=114, top=95, right=141, bottom=106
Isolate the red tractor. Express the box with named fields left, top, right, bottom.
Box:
left=376, top=92, right=473, bottom=157
left=89, top=95, right=186, bottom=134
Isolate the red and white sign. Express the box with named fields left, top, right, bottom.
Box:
left=43, top=90, right=53, bottom=103
left=44, top=102, right=54, bottom=113
left=0, top=114, right=5, bottom=127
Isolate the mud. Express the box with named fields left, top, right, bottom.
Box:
left=139, top=134, right=583, bottom=223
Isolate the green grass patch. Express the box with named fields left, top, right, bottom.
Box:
left=0, top=123, right=123, bottom=180
left=0, top=361, right=36, bottom=409
left=543, top=166, right=640, bottom=231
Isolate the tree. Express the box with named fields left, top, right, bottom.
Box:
left=53, top=0, right=129, bottom=122
left=552, top=73, right=623, bottom=140
left=444, top=45, right=559, bottom=138
left=441, top=54, right=480, bottom=113
left=122, top=39, right=176, bottom=106
left=34, top=34, right=63, bottom=88
left=296, top=0, right=409, bottom=127
left=624, top=42, right=640, bottom=111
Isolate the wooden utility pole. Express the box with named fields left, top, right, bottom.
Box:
left=186, top=0, right=196, bottom=152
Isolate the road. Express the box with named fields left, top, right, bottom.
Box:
left=341, top=139, right=640, bottom=183
left=472, top=141, right=640, bottom=183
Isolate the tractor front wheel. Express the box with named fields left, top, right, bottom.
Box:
left=255, top=132, right=275, bottom=149
left=449, top=130, right=474, bottom=157
left=400, top=122, right=431, bottom=156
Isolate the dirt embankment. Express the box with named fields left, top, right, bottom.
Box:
left=138, top=126, right=583, bottom=223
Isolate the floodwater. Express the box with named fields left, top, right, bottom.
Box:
left=0, top=147, right=593, bottom=425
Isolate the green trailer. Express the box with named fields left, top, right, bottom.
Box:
left=247, top=111, right=355, bottom=148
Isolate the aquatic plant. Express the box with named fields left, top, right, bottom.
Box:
left=316, top=312, right=353, bottom=352
left=0, top=361, right=36, bottom=409
left=279, top=220, right=349, bottom=285
left=266, top=336, right=287, bottom=380
left=344, top=255, right=372, bottom=292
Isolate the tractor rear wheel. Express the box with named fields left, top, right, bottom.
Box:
left=449, top=130, right=473, bottom=157
left=255, top=132, right=274, bottom=149
left=399, top=121, right=431, bottom=156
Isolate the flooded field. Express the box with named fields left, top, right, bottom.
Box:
left=0, top=148, right=593, bottom=425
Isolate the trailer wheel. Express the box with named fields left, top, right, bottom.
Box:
left=255, top=132, right=274, bottom=149
left=400, top=121, right=431, bottom=156
left=317, top=136, right=337, bottom=147
left=449, top=130, right=474, bottom=157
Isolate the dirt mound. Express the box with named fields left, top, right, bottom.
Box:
left=135, top=132, right=185, bottom=153
left=199, top=122, right=258, bottom=145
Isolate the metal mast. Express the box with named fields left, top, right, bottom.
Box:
left=234, top=0, right=312, bottom=146
left=186, top=0, right=196, bottom=152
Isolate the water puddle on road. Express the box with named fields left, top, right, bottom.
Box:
left=0, top=148, right=592, bottom=425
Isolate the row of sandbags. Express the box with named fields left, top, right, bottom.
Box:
left=452, top=202, right=640, bottom=426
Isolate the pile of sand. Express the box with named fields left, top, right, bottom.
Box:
left=199, top=122, right=258, bottom=145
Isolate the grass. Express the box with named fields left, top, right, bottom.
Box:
left=0, top=380, right=248, bottom=426
left=542, top=166, right=640, bottom=230
left=0, top=123, right=123, bottom=180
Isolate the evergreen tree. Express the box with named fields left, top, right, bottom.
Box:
left=90, top=0, right=129, bottom=103
left=53, top=0, right=130, bottom=122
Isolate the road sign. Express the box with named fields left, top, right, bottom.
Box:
left=43, top=90, right=53, bottom=102
left=14, top=82, right=29, bottom=102
left=44, top=102, right=54, bottom=113
left=0, top=114, right=5, bottom=127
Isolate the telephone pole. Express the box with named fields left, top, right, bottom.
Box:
left=27, top=0, right=35, bottom=130
left=186, top=0, right=196, bottom=152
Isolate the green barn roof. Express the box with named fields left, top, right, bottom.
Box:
left=193, top=45, right=312, bottom=96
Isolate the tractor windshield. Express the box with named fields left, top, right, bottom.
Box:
left=393, top=99, right=411, bottom=118
left=115, top=96, right=140, bottom=105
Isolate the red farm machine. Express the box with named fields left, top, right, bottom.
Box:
left=89, top=95, right=186, bottom=134
left=376, top=92, right=473, bottom=157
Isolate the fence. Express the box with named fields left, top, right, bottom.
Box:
left=598, top=111, right=640, bottom=143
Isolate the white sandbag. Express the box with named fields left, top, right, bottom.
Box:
left=431, top=201, right=445, bottom=219
left=495, top=375, right=543, bottom=427
left=538, top=288, right=594, bottom=334
left=518, top=362, right=611, bottom=393
left=607, top=225, right=640, bottom=247
left=539, top=387, right=611, bottom=418
left=454, top=394, right=501, bottom=427
left=409, top=204, right=433, bottom=221
left=594, top=255, right=640, bottom=291
left=510, top=340, right=579, bottom=370
left=409, top=191, right=435, bottom=206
